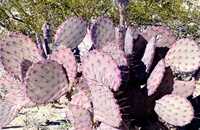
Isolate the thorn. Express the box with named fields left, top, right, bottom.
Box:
left=118, top=97, right=128, bottom=102
left=120, top=105, right=130, bottom=110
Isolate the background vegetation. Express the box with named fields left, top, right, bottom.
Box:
left=0, top=0, right=199, bottom=39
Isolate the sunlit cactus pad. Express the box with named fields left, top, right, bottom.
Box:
left=142, top=36, right=156, bottom=73
left=50, top=46, right=77, bottom=86
left=147, top=59, right=165, bottom=96
left=90, top=85, right=122, bottom=127
left=55, top=17, right=87, bottom=49
left=141, top=25, right=176, bottom=48
left=0, top=74, right=32, bottom=107
left=165, top=38, right=200, bottom=73
left=25, top=60, right=68, bottom=104
left=66, top=104, right=93, bottom=130
left=172, top=80, right=195, bottom=97
left=82, top=50, right=121, bottom=91
left=0, top=32, right=42, bottom=79
left=101, top=41, right=127, bottom=66
left=155, top=94, right=194, bottom=126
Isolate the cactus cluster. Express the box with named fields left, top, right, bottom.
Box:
left=0, top=1, right=200, bottom=130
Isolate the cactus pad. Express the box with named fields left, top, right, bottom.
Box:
left=142, top=36, right=156, bottom=73
left=0, top=101, right=20, bottom=128
left=82, top=51, right=121, bottom=91
left=50, top=46, right=77, bottom=87
left=91, top=17, right=115, bottom=49
left=90, top=85, right=122, bottom=127
left=147, top=59, right=165, bottom=96
left=172, top=80, right=195, bottom=97
left=0, top=32, right=42, bottom=80
left=0, top=74, right=33, bottom=107
left=25, top=60, right=68, bottom=104
left=55, top=17, right=87, bottom=49
left=66, top=104, right=93, bottom=130
left=155, top=94, right=194, bottom=126
left=124, top=26, right=139, bottom=55
left=97, top=123, right=121, bottom=130
left=165, top=38, right=200, bottom=73
left=101, top=41, right=127, bottom=66
left=141, top=25, right=176, bottom=48
left=193, top=80, right=200, bottom=98
left=71, top=80, right=92, bottom=110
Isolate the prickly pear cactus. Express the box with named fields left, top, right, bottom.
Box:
left=0, top=32, right=42, bottom=80
left=141, top=25, right=176, bottom=48
left=0, top=101, right=20, bottom=129
left=55, top=17, right=87, bottom=49
left=155, top=94, right=194, bottom=126
left=0, top=74, right=33, bottom=106
left=142, top=36, right=156, bottom=73
left=50, top=46, right=77, bottom=88
left=82, top=51, right=121, bottom=91
left=25, top=60, right=68, bottom=104
left=165, top=38, right=200, bottom=73
left=100, top=41, right=127, bottom=66
left=91, top=17, right=115, bottom=49
left=71, top=80, right=92, bottom=110
left=172, top=80, right=195, bottom=97
left=66, top=104, right=93, bottom=130
left=147, top=59, right=165, bottom=96
left=90, top=85, right=122, bottom=127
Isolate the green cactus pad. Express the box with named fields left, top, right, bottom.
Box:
left=155, top=94, right=194, bottom=126
left=0, top=32, right=42, bottom=80
left=25, top=60, right=68, bottom=104
left=55, top=17, right=87, bottom=49
left=141, top=25, right=176, bottom=48
left=66, top=104, right=93, bottom=130
left=90, top=84, right=122, bottom=127
left=82, top=50, right=121, bottom=91
left=165, top=38, right=200, bottom=73
left=91, top=17, right=115, bottom=49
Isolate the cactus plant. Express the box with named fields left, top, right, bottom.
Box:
left=55, top=17, right=87, bottom=49
left=172, top=80, right=195, bottom=97
left=141, top=25, right=177, bottom=48
left=0, top=32, right=42, bottom=80
left=147, top=59, right=165, bottom=96
left=82, top=50, right=121, bottom=91
left=91, top=17, right=115, bottom=49
left=155, top=94, right=194, bottom=126
left=141, top=36, right=157, bottom=73
left=0, top=74, right=33, bottom=107
left=50, top=46, right=77, bottom=88
left=90, top=84, right=122, bottom=127
left=0, top=3, right=200, bottom=129
left=25, top=60, right=69, bottom=104
left=165, top=38, right=200, bottom=73
left=66, top=104, right=93, bottom=130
